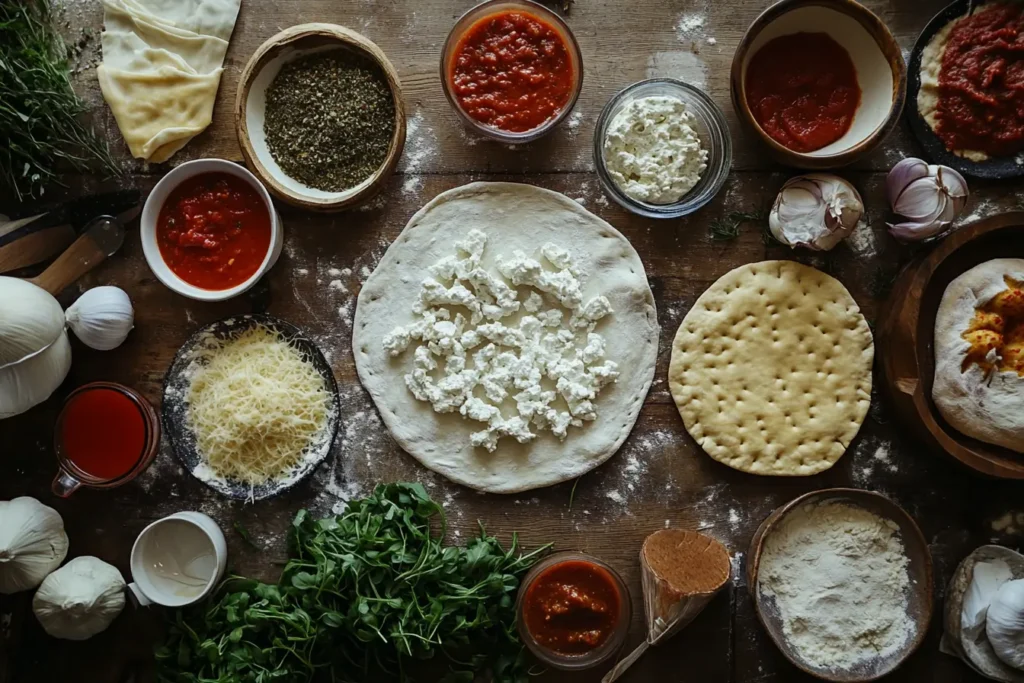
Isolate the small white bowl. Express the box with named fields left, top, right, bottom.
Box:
left=141, top=159, right=283, bottom=302
left=731, top=0, right=906, bottom=168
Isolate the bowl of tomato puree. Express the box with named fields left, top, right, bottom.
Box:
left=141, top=159, right=283, bottom=301
left=516, top=551, right=632, bottom=670
left=441, top=0, right=583, bottom=143
left=730, top=0, right=906, bottom=168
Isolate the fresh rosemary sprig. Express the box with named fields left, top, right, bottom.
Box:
left=0, top=0, right=121, bottom=202
left=708, top=208, right=769, bottom=242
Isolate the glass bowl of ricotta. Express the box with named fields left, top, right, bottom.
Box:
left=594, top=79, right=732, bottom=218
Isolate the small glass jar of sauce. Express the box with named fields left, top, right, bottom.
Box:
left=516, top=551, right=632, bottom=670
left=52, top=382, right=160, bottom=497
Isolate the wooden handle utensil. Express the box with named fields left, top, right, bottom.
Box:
left=602, top=529, right=731, bottom=683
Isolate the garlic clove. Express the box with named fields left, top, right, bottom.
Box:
left=888, top=220, right=951, bottom=243
left=65, top=286, right=134, bottom=352
left=987, top=578, right=1024, bottom=671
left=886, top=157, right=970, bottom=242
left=769, top=174, right=863, bottom=251
left=887, top=158, right=930, bottom=207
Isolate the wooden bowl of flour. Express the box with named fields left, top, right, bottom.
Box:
left=878, top=213, right=1024, bottom=479
left=746, top=489, right=933, bottom=682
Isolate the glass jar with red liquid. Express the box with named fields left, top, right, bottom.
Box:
left=52, top=382, right=160, bottom=497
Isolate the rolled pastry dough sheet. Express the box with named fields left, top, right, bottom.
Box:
left=933, top=258, right=1024, bottom=453
left=98, top=0, right=239, bottom=162
left=669, top=261, right=873, bottom=476
left=353, top=182, right=659, bottom=493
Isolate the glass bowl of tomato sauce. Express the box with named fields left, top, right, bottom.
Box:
left=141, top=159, right=283, bottom=302
left=516, top=551, right=632, bottom=670
left=441, top=0, right=583, bottom=143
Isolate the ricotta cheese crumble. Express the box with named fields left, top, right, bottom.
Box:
left=382, top=229, right=619, bottom=451
left=603, top=95, right=708, bottom=204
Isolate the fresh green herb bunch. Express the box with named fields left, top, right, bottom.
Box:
left=0, top=0, right=120, bottom=202
left=156, top=483, right=550, bottom=683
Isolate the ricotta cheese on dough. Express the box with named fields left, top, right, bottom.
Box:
left=382, top=229, right=619, bottom=452
left=603, top=96, right=708, bottom=204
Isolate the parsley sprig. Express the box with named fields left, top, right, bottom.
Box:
left=156, top=483, right=550, bottom=683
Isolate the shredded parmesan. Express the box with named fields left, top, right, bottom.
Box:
left=185, top=325, right=330, bottom=486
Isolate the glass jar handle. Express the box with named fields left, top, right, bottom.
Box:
left=51, top=469, right=81, bottom=498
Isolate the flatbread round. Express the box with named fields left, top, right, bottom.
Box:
left=668, top=261, right=873, bottom=476
left=933, top=259, right=1024, bottom=453
left=353, top=182, right=658, bottom=493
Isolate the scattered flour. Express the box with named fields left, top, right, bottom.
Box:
left=675, top=11, right=706, bottom=41
left=606, top=490, right=625, bottom=505
left=402, top=175, right=423, bottom=197
left=646, top=51, right=707, bottom=91
left=328, top=280, right=348, bottom=294
left=401, top=111, right=438, bottom=173
left=566, top=110, right=584, bottom=136
left=846, top=219, right=877, bottom=259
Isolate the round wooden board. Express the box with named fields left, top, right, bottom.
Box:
left=905, top=0, right=1024, bottom=179
left=162, top=314, right=341, bottom=501
left=878, top=213, right=1024, bottom=478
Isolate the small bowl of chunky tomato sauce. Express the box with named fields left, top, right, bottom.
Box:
left=516, top=551, right=631, bottom=670
left=441, top=0, right=583, bottom=143
left=141, top=159, right=283, bottom=301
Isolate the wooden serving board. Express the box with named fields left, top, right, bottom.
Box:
left=877, top=213, right=1024, bottom=479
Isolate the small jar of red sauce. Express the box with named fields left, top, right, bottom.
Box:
left=52, top=382, right=160, bottom=497
left=441, top=0, right=583, bottom=142
left=516, top=551, right=632, bottom=670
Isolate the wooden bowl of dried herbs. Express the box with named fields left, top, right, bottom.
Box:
left=235, top=23, right=406, bottom=212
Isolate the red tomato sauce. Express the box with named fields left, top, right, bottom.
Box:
left=522, top=560, right=621, bottom=655
left=450, top=11, right=575, bottom=133
left=745, top=32, right=861, bottom=153
left=157, top=172, right=271, bottom=290
left=935, top=4, right=1024, bottom=157
left=60, top=388, right=145, bottom=481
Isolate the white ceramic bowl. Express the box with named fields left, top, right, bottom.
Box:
left=731, top=0, right=906, bottom=168
left=140, top=159, right=283, bottom=302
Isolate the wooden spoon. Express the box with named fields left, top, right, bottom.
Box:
left=602, top=529, right=731, bottom=683
left=26, top=208, right=134, bottom=295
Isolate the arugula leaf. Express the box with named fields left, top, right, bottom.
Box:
left=156, top=483, right=550, bottom=683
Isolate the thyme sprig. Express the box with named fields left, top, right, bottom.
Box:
left=708, top=208, right=770, bottom=242
left=0, top=0, right=121, bottom=202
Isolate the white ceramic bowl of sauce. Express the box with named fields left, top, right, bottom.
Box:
left=141, top=158, right=283, bottom=302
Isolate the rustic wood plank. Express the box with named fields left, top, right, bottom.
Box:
left=3, top=170, right=1023, bottom=681
left=56, top=0, right=949, bottom=179
left=4, top=0, right=1023, bottom=680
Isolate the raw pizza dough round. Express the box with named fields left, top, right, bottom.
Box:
left=353, top=182, right=658, bottom=493
left=933, top=259, right=1024, bottom=453
left=669, top=261, right=873, bottom=476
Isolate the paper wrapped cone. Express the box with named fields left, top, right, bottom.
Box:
left=641, top=529, right=731, bottom=644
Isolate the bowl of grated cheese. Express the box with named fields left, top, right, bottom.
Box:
left=594, top=79, right=732, bottom=219
left=162, top=314, right=340, bottom=501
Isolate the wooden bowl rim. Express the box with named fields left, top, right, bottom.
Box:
left=234, top=23, right=407, bottom=212
left=881, top=213, right=1024, bottom=478
left=745, top=488, right=934, bottom=682
left=729, top=0, right=907, bottom=169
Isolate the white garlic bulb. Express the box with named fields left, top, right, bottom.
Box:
left=0, top=497, right=69, bottom=594
left=65, top=286, right=134, bottom=351
left=768, top=174, right=864, bottom=251
left=32, top=556, right=125, bottom=640
left=962, top=559, right=1012, bottom=639
left=988, top=579, right=1024, bottom=671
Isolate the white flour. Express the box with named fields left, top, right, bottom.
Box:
left=758, top=501, right=913, bottom=671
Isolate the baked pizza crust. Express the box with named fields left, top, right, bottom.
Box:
left=669, top=261, right=873, bottom=476
left=933, top=259, right=1024, bottom=453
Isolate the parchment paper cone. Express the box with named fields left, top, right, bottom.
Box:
left=603, top=529, right=731, bottom=683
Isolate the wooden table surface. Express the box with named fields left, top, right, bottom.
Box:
left=2, top=0, right=1023, bottom=681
